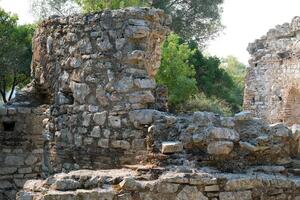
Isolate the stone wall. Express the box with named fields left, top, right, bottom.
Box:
left=29, top=8, right=170, bottom=174
left=0, top=105, right=48, bottom=199
left=245, top=16, right=300, bottom=125
left=17, top=167, right=300, bottom=200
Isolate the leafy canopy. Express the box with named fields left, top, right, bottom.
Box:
left=0, top=9, right=34, bottom=103
left=155, top=33, right=197, bottom=107
left=75, top=0, right=149, bottom=12
left=152, top=0, right=224, bottom=46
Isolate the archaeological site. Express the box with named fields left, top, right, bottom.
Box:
left=3, top=7, right=300, bottom=200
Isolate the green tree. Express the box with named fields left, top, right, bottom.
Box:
left=0, top=9, right=34, bottom=103
left=76, top=0, right=149, bottom=12
left=155, top=33, right=197, bottom=108
left=187, top=41, right=243, bottom=112
left=30, top=0, right=80, bottom=19
left=220, top=55, right=246, bottom=110
left=152, top=0, right=224, bottom=46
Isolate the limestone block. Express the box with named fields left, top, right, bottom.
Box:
left=119, top=177, right=142, bottom=191
left=91, top=126, right=101, bottom=138
left=176, top=186, right=208, bottom=200
left=134, top=78, right=156, bottom=89
left=234, top=111, right=253, bottom=121
left=129, top=109, right=155, bottom=125
left=207, top=127, right=240, bottom=142
left=98, top=139, right=109, bottom=148
left=114, top=76, right=134, bottom=93
left=193, top=112, right=217, bottom=126
left=5, top=156, right=24, bottom=166
left=93, top=111, right=107, bottom=126
left=219, top=191, right=252, bottom=200
left=0, top=167, right=17, bottom=175
left=108, top=116, right=121, bottom=128
left=269, top=123, right=290, bottom=138
left=128, top=91, right=155, bottom=104
left=161, top=141, right=183, bottom=154
left=70, top=82, right=90, bottom=104
left=156, top=182, right=179, bottom=193
left=207, top=141, right=234, bottom=155
left=52, top=179, right=80, bottom=191
left=111, top=140, right=130, bottom=150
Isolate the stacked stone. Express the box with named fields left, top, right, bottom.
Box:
left=17, top=167, right=300, bottom=200
left=245, top=16, right=300, bottom=125
left=30, top=8, right=170, bottom=173
left=146, top=110, right=298, bottom=171
left=0, top=105, right=48, bottom=199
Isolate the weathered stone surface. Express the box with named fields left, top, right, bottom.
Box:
left=245, top=17, right=300, bottom=125
left=207, top=141, right=234, bottom=155
left=52, top=179, right=80, bottom=191
left=93, top=111, right=107, bottom=126
left=5, top=156, right=24, bottom=166
left=176, top=186, right=208, bottom=200
left=234, top=111, right=253, bottom=121
left=161, top=141, right=183, bottom=154
left=219, top=191, right=252, bottom=200
left=207, top=127, right=240, bottom=141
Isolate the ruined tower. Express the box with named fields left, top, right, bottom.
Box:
left=245, top=17, right=300, bottom=125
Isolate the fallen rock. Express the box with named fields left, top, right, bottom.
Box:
left=161, top=141, right=183, bottom=154
left=207, top=141, right=234, bottom=155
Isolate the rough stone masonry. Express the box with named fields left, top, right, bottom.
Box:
left=245, top=17, right=300, bottom=125
left=2, top=7, right=300, bottom=200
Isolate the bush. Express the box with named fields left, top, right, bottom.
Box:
left=178, top=93, right=233, bottom=116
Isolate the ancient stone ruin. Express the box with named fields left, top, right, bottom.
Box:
left=2, top=7, right=300, bottom=200
left=245, top=17, right=300, bottom=125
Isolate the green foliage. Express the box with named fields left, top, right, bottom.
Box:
left=155, top=33, right=197, bottom=108
left=0, top=9, right=34, bottom=103
left=179, top=93, right=232, bottom=116
left=152, top=0, right=224, bottom=46
left=220, top=55, right=247, bottom=110
left=187, top=41, right=244, bottom=113
left=30, top=0, right=80, bottom=19
left=75, top=0, right=149, bottom=12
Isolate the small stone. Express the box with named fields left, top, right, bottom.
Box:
left=25, top=155, right=38, bottom=166
left=161, top=141, right=183, bottom=154
left=52, top=179, right=80, bottom=191
left=128, top=109, right=155, bottom=125
left=134, top=78, right=156, bottom=89
left=156, top=182, right=179, bottom=193
left=128, top=91, right=155, bottom=104
left=176, top=186, right=208, bottom=200
left=111, top=140, right=130, bottom=150
left=207, top=141, right=234, bottom=155
left=204, top=185, right=220, bottom=192
left=207, top=127, right=240, bottom=141
left=119, top=177, right=142, bottom=191
left=70, top=82, right=90, bottom=104
left=91, top=126, right=101, bottom=138
left=98, top=139, right=109, bottom=148
left=219, top=191, right=252, bottom=200
left=5, top=156, right=24, bottom=166
left=93, top=111, right=107, bottom=126
left=234, top=111, right=253, bottom=121
left=0, top=167, right=17, bottom=175
left=108, top=116, right=121, bottom=128
left=18, top=167, right=32, bottom=174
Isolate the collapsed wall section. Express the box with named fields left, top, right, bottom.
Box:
left=30, top=8, right=170, bottom=173
left=245, top=17, right=300, bottom=125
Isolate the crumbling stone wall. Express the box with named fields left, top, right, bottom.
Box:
left=245, top=17, right=300, bottom=125
left=0, top=105, right=48, bottom=199
left=31, top=8, right=170, bottom=173
left=3, top=8, right=300, bottom=200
